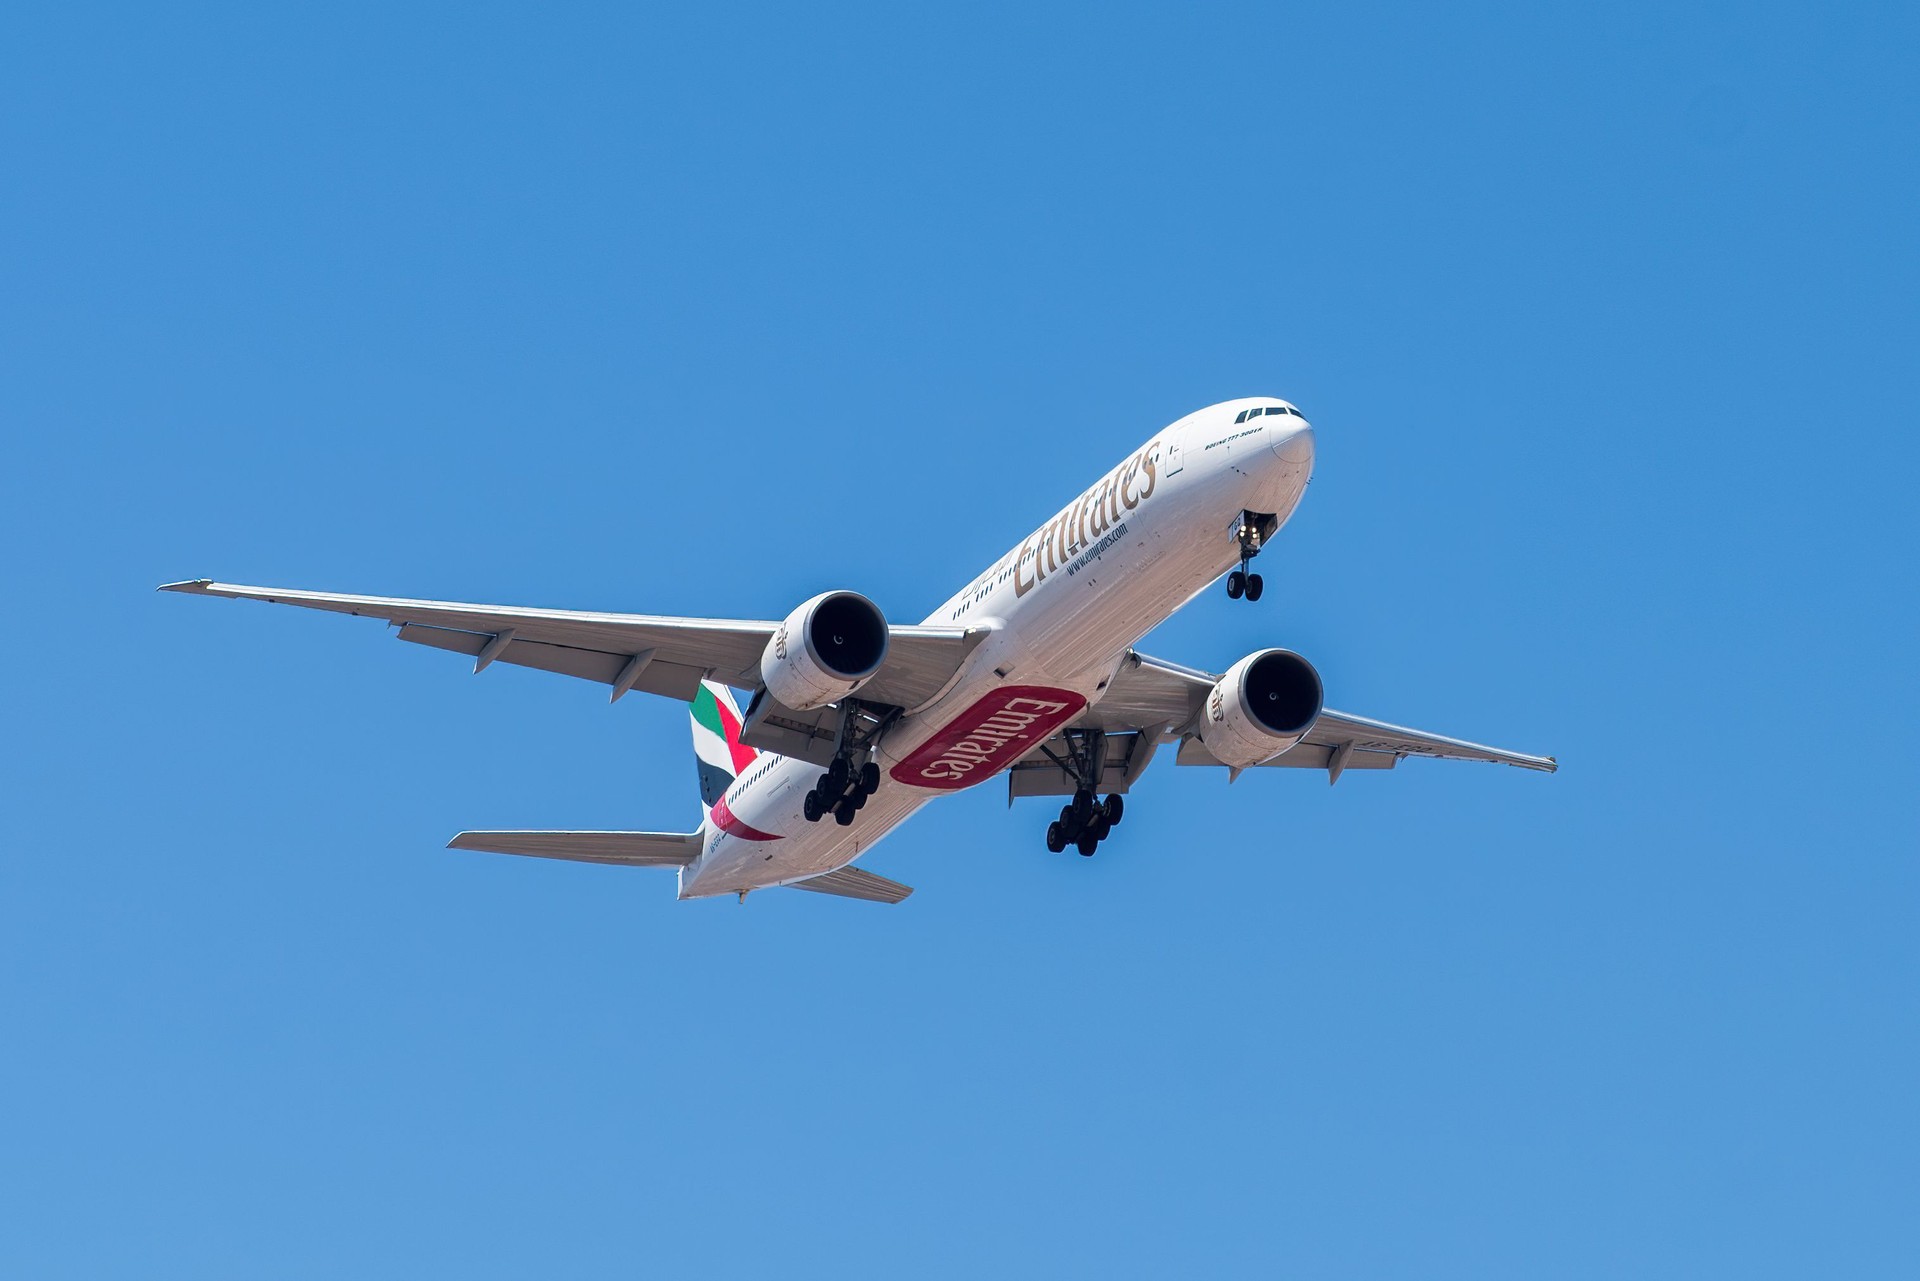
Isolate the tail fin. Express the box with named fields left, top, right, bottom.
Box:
left=690, top=680, right=758, bottom=813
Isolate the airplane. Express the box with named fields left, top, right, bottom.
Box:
left=161, top=397, right=1554, bottom=905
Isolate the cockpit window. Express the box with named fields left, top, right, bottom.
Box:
left=1234, top=409, right=1250, bottom=423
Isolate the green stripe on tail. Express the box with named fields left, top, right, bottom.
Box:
left=690, top=681, right=757, bottom=811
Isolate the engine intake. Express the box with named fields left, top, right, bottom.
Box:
left=760, top=591, right=890, bottom=710
left=1199, top=648, right=1324, bottom=769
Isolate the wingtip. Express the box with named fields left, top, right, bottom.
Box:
left=157, top=578, right=214, bottom=594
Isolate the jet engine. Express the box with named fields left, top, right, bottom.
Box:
left=760, top=591, right=890, bottom=710
left=1198, top=648, right=1324, bottom=769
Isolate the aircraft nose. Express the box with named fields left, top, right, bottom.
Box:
left=1269, top=419, right=1314, bottom=465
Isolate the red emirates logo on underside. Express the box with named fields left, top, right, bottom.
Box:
left=890, top=686, right=1088, bottom=790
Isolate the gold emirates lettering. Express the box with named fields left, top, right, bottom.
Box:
left=1088, top=479, right=1112, bottom=538
left=1013, top=444, right=1160, bottom=597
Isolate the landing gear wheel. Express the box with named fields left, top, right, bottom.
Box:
left=833, top=799, right=857, bottom=826
left=1072, top=789, right=1095, bottom=823
left=803, top=790, right=824, bottom=823
left=1103, top=794, right=1125, bottom=826
left=1046, top=821, right=1067, bottom=853
left=826, top=757, right=851, bottom=794
left=1077, top=832, right=1099, bottom=856
left=859, top=761, right=881, bottom=795
left=1087, top=816, right=1111, bottom=843
left=1231, top=511, right=1273, bottom=598
left=851, top=787, right=869, bottom=811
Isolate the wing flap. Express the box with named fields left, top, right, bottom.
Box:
left=786, top=866, right=914, bottom=904
left=447, top=830, right=702, bottom=866
left=397, top=624, right=709, bottom=701
left=1175, top=738, right=1398, bottom=772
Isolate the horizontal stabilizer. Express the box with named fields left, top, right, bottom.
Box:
left=447, top=830, right=701, bottom=867
left=787, top=866, right=914, bottom=904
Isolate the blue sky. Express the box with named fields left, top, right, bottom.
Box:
left=4, top=2, right=1916, bottom=1276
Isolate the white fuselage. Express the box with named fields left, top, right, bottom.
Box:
left=679, top=398, right=1315, bottom=899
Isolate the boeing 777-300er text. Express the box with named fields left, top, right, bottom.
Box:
left=163, top=398, right=1554, bottom=904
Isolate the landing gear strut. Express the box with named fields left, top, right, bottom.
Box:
left=801, top=703, right=892, bottom=826
left=1038, top=728, right=1126, bottom=856
left=1227, top=510, right=1276, bottom=602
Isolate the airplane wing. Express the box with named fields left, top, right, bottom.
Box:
left=1007, top=649, right=1555, bottom=794
left=158, top=579, right=984, bottom=710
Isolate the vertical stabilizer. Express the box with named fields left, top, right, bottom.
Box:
left=689, top=680, right=757, bottom=815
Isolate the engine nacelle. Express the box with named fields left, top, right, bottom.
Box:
left=760, top=591, right=890, bottom=711
left=1198, top=648, right=1324, bottom=769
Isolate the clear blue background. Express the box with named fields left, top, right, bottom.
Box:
left=4, top=2, right=1915, bottom=1276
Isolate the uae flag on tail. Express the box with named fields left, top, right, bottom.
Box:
left=689, top=680, right=757, bottom=812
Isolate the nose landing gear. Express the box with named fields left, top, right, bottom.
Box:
left=1227, top=510, right=1276, bottom=602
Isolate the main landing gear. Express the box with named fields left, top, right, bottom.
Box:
left=798, top=698, right=897, bottom=829
left=1226, top=509, right=1277, bottom=602
left=1038, top=727, right=1124, bottom=856
left=803, top=755, right=881, bottom=827
left=1047, top=789, right=1124, bottom=856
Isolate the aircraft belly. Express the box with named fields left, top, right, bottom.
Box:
left=869, top=478, right=1241, bottom=794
